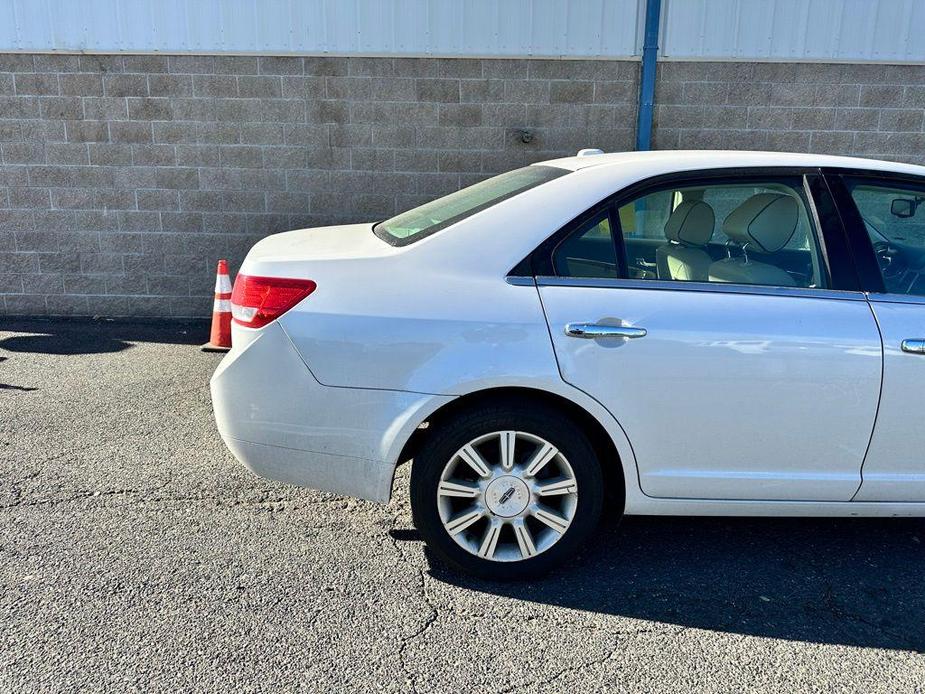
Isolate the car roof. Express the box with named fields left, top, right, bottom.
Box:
left=537, top=149, right=925, bottom=177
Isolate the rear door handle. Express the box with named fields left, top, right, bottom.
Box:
left=565, top=323, right=647, bottom=339
left=901, top=339, right=925, bottom=354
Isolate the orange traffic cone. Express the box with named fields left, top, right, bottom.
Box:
left=201, top=259, right=233, bottom=352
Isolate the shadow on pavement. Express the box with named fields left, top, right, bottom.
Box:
left=0, top=383, right=38, bottom=392
left=0, top=318, right=209, bottom=356
left=425, top=515, right=925, bottom=652
left=390, top=528, right=424, bottom=542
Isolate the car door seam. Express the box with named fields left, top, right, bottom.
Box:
left=850, top=297, right=887, bottom=502
left=533, top=281, right=647, bottom=498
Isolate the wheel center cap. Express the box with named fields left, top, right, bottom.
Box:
left=485, top=476, right=530, bottom=517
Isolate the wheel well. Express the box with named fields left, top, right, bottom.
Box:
left=398, top=387, right=625, bottom=511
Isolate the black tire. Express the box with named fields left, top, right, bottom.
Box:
left=410, top=399, right=605, bottom=580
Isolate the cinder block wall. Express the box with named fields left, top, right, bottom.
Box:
left=0, top=54, right=923, bottom=318
left=0, top=54, right=637, bottom=318
left=655, top=62, right=925, bottom=159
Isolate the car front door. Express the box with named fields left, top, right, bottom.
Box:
left=535, top=170, right=883, bottom=501
left=829, top=172, right=925, bottom=502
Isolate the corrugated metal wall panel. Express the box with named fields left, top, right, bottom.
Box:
left=0, top=0, right=641, bottom=57
left=2, top=0, right=922, bottom=62
left=661, top=0, right=925, bottom=62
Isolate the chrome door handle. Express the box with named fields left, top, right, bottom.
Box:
left=901, top=339, right=925, bottom=354
left=565, top=323, right=647, bottom=339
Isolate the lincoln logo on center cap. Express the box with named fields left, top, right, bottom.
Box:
left=498, top=487, right=516, bottom=504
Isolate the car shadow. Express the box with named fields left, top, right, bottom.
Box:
left=0, top=318, right=208, bottom=356
left=0, top=383, right=39, bottom=392
left=423, top=515, right=925, bottom=652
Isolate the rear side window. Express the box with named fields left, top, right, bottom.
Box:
left=552, top=210, right=618, bottom=278
left=618, top=183, right=816, bottom=251
left=616, top=180, right=826, bottom=288
left=374, top=165, right=569, bottom=246
left=552, top=177, right=827, bottom=289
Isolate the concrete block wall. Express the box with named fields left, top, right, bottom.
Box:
left=0, top=54, right=924, bottom=317
left=655, top=62, right=925, bottom=160
left=0, top=54, right=637, bottom=317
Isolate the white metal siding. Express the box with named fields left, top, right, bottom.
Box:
left=661, top=0, right=925, bottom=63
left=0, top=0, right=641, bottom=58
left=1, top=0, right=922, bottom=63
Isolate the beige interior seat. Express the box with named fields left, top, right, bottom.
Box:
left=655, top=200, right=716, bottom=281
left=708, top=193, right=799, bottom=286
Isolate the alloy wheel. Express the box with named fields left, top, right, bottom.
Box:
left=436, top=430, right=579, bottom=562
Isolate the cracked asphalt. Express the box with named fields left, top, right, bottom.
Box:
left=2, top=318, right=925, bottom=693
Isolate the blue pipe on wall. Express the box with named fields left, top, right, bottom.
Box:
left=635, top=0, right=662, bottom=151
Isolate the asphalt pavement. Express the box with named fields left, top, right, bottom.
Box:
left=2, top=318, right=925, bottom=693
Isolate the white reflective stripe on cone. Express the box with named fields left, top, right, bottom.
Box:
left=214, top=299, right=231, bottom=312
left=215, top=274, right=232, bottom=293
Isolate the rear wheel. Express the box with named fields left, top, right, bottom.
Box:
left=410, top=402, right=604, bottom=580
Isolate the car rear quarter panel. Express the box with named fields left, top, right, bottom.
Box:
left=279, top=273, right=559, bottom=395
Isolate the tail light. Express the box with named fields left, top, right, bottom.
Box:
left=230, top=274, right=317, bottom=328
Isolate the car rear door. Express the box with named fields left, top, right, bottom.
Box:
left=535, top=169, right=882, bottom=501
left=827, top=171, right=925, bottom=501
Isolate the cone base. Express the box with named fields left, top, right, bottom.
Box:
left=200, top=342, right=231, bottom=353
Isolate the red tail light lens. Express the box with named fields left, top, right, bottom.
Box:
left=230, top=274, right=317, bottom=328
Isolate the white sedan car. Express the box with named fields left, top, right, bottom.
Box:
left=211, top=150, right=925, bottom=579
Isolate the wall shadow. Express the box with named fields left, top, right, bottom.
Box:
left=0, top=318, right=209, bottom=356
left=425, top=515, right=925, bottom=652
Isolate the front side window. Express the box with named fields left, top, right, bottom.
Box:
left=844, top=177, right=925, bottom=296
left=374, top=165, right=569, bottom=246
left=616, top=179, right=826, bottom=288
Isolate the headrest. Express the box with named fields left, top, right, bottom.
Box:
left=722, top=193, right=799, bottom=253
left=663, top=200, right=715, bottom=247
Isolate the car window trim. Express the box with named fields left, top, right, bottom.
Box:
left=520, top=166, right=860, bottom=293
left=868, top=292, right=925, bottom=306
left=534, top=275, right=869, bottom=302
left=805, top=172, right=861, bottom=291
